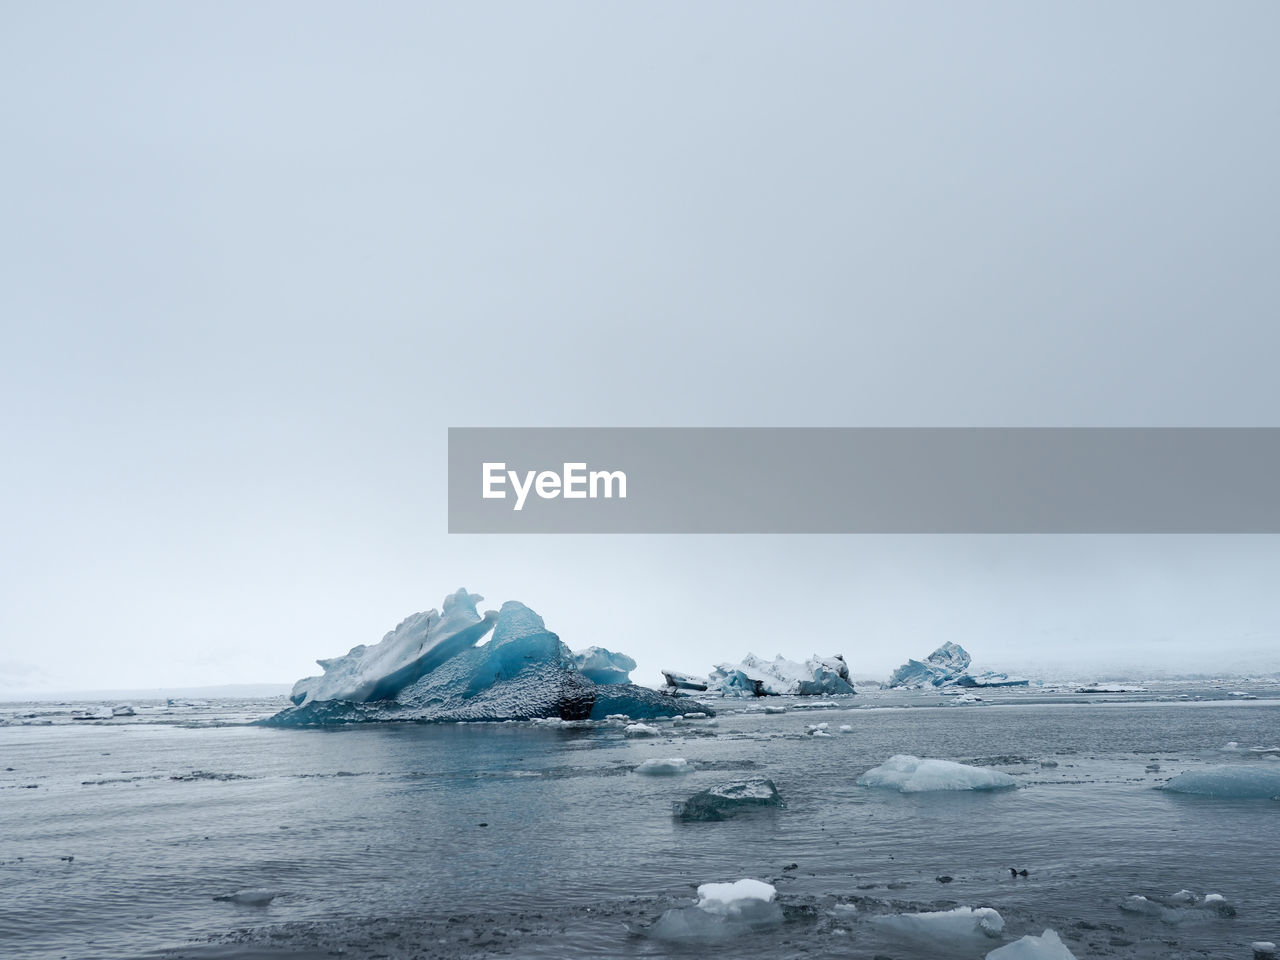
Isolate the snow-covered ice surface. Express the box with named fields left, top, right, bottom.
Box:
left=2, top=685, right=1280, bottom=959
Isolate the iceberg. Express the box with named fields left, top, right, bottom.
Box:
left=266, top=591, right=709, bottom=726
left=986, top=929, right=1079, bottom=959
left=708, top=653, right=855, bottom=697
left=571, top=646, right=636, bottom=685
left=888, top=642, right=1028, bottom=689
left=1164, top=765, right=1280, bottom=799
left=857, top=755, right=1018, bottom=792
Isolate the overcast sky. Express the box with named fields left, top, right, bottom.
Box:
left=2, top=2, right=1278, bottom=695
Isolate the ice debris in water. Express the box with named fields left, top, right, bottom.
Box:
left=1252, top=942, right=1277, bottom=959
left=857, top=755, right=1017, bottom=793
left=571, top=646, right=635, bottom=684
left=624, top=723, right=661, bottom=738
left=871, top=906, right=1005, bottom=942
left=266, top=591, right=708, bottom=725
left=985, top=929, right=1079, bottom=959
left=213, top=888, right=277, bottom=906
left=649, top=879, right=782, bottom=941
left=674, top=778, right=785, bottom=821
left=635, top=758, right=691, bottom=776
left=1119, top=890, right=1236, bottom=921
left=1164, top=765, right=1280, bottom=799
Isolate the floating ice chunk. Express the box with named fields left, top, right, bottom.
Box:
left=858, top=755, right=1017, bottom=793
left=872, top=906, right=1005, bottom=942
left=838, top=724, right=852, bottom=732
left=674, top=778, right=785, bottom=821
left=649, top=879, right=782, bottom=941
left=213, top=888, right=277, bottom=906
left=806, top=722, right=829, bottom=733
left=572, top=646, right=636, bottom=684
left=763, top=705, right=787, bottom=714
left=985, top=928, right=1079, bottom=959
left=111, top=705, right=135, bottom=717
left=625, top=723, right=662, bottom=738
left=1252, top=942, right=1277, bottom=959
left=696, top=878, right=776, bottom=911
left=1119, top=891, right=1236, bottom=921
left=1164, top=765, right=1280, bottom=799
left=636, top=758, right=691, bottom=776
left=1076, top=682, right=1146, bottom=693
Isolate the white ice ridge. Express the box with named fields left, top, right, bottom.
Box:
left=871, top=906, right=1005, bottom=940
left=289, top=589, right=497, bottom=705
left=986, top=929, right=1079, bottom=959
left=857, top=755, right=1017, bottom=792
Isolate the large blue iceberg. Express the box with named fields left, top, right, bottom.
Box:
left=887, top=642, right=1029, bottom=689
left=265, top=590, right=705, bottom=726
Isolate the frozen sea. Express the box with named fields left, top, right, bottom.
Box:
left=2, top=684, right=1278, bottom=959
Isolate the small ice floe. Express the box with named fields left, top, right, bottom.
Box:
left=213, top=888, right=277, bottom=906
left=624, top=723, right=661, bottom=738
left=110, top=705, right=135, bottom=717
left=1164, top=765, right=1280, bottom=799
left=682, top=712, right=709, bottom=720
left=635, top=758, right=692, bottom=776
left=1118, top=890, right=1236, bottom=922
left=763, top=705, right=787, bottom=715
left=870, top=906, right=1004, bottom=943
left=806, top=722, right=830, bottom=737
left=70, top=708, right=112, bottom=721
left=1252, top=941, right=1277, bottom=959
left=1076, top=683, right=1146, bottom=693
left=857, top=755, right=1017, bottom=793
left=985, top=928, right=1079, bottom=959
left=791, top=700, right=838, bottom=710
left=838, top=724, right=852, bottom=732
left=649, top=878, right=782, bottom=941
left=674, top=778, right=785, bottom=821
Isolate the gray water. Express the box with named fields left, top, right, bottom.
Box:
left=2, top=691, right=1278, bottom=959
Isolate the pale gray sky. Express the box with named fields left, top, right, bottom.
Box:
left=2, top=2, right=1278, bottom=694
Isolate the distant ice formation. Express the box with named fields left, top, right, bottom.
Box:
left=634, top=758, right=691, bottom=776
left=857, top=755, right=1018, bottom=792
left=266, top=590, right=707, bottom=726
left=707, top=653, right=855, bottom=697
left=888, top=642, right=1029, bottom=689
